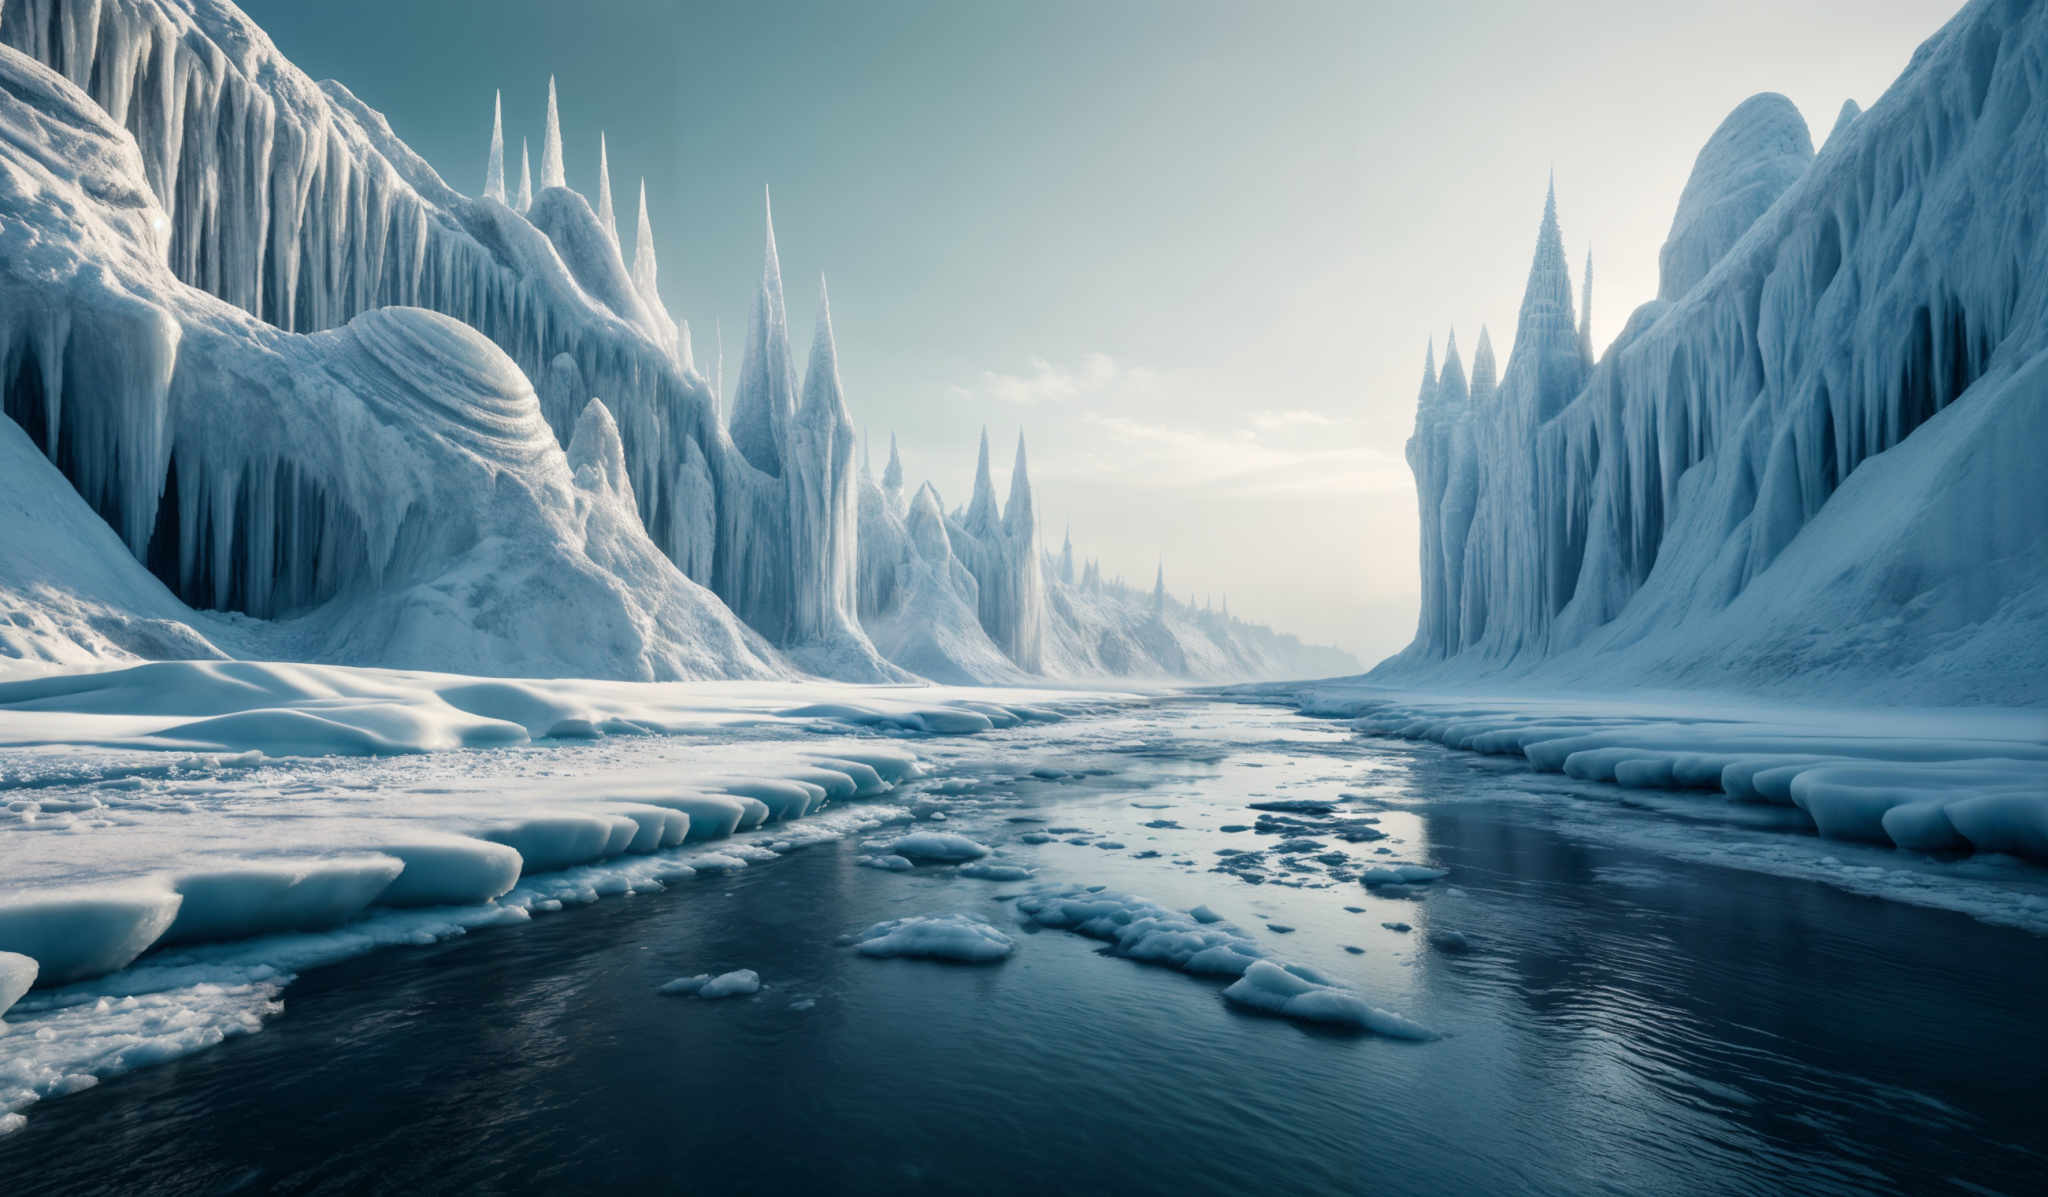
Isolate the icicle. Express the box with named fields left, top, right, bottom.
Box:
left=484, top=90, right=506, bottom=203
left=540, top=75, right=565, bottom=190
left=596, top=131, right=617, bottom=245
left=516, top=137, right=533, bottom=211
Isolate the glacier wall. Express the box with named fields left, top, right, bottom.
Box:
left=1387, top=0, right=2048, bottom=706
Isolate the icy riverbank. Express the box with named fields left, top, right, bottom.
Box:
left=1237, top=677, right=2048, bottom=866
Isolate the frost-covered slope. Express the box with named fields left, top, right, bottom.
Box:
left=1389, top=0, right=2048, bottom=706
left=0, top=43, right=783, bottom=681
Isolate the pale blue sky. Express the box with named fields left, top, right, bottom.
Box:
left=239, top=0, right=1960, bottom=660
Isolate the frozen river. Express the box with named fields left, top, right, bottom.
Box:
left=3, top=697, right=2043, bottom=1194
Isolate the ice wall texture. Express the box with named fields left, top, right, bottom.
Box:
left=0, top=38, right=783, bottom=680
left=1390, top=0, right=2048, bottom=706
left=0, top=0, right=892, bottom=677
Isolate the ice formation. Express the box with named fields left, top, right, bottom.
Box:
left=0, top=0, right=1353, bottom=688
left=1387, top=0, right=2048, bottom=707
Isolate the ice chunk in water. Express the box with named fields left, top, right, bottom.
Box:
left=845, top=914, right=1015, bottom=962
left=879, top=833, right=990, bottom=863
left=1222, top=960, right=1438, bottom=1039
left=658, top=969, right=761, bottom=999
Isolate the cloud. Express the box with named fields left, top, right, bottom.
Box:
left=1247, top=408, right=1356, bottom=432
left=950, top=353, right=1157, bottom=406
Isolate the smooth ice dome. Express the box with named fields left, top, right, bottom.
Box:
left=846, top=914, right=1016, bottom=962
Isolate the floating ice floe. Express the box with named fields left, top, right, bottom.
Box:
left=843, top=914, right=1015, bottom=963
left=1016, top=886, right=1432, bottom=1038
left=871, top=833, right=991, bottom=863
left=659, top=969, right=761, bottom=999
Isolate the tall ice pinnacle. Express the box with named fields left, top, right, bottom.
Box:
left=1470, top=326, right=1498, bottom=403
left=485, top=90, right=506, bottom=203
left=883, top=432, right=903, bottom=493
left=596, top=132, right=617, bottom=245
left=1579, top=249, right=1595, bottom=364
left=1512, top=176, right=1587, bottom=420
left=1004, top=434, right=1036, bottom=537
left=540, top=76, right=565, bottom=189
left=1439, top=327, right=1468, bottom=408
left=800, top=273, right=846, bottom=421
left=965, top=428, right=1000, bottom=533
left=516, top=138, right=532, bottom=210
left=729, top=186, right=796, bottom=475
left=631, top=179, right=661, bottom=311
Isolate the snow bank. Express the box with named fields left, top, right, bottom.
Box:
left=163, top=858, right=405, bottom=946
left=1312, top=687, right=2048, bottom=862
left=0, top=886, right=182, bottom=986
left=844, top=914, right=1015, bottom=962
left=374, top=837, right=525, bottom=908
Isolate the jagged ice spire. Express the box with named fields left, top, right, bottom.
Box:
left=540, top=76, right=565, bottom=190
left=596, top=131, right=617, bottom=245
left=485, top=90, right=506, bottom=203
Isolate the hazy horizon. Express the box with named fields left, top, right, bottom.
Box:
left=238, top=0, right=1961, bottom=662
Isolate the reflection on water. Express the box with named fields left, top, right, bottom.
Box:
left=3, top=700, right=2043, bottom=1196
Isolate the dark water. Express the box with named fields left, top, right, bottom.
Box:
left=3, top=701, right=2044, bottom=1195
